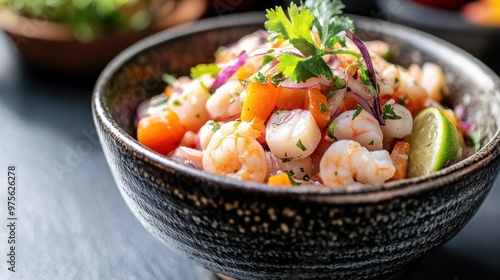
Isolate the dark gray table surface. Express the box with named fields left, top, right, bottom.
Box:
left=0, top=28, right=499, bottom=280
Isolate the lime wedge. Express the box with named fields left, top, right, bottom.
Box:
left=406, top=106, right=459, bottom=177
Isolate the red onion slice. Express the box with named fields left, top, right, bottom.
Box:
left=346, top=31, right=384, bottom=125
left=212, top=51, right=248, bottom=89
left=281, top=77, right=320, bottom=89
left=346, top=76, right=377, bottom=118
left=248, top=47, right=305, bottom=59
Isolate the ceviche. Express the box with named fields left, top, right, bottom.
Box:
left=136, top=0, right=478, bottom=188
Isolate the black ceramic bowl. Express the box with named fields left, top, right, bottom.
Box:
left=93, top=13, right=500, bottom=280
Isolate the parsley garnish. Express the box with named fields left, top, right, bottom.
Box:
left=281, top=157, right=294, bottom=163
left=285, top=170, right=302, bottom=186
left=332, top=75, right=346, bottom=89
left=327, top=123, right=337, bottom=140
left=248, top=72, right=268, bottom=83
left=271, top=72, right=286, bottom=87
left=190, top=63, right=221, bottom=79
left=382, top=104, right=402, bottom=120
left=398, top=96, right=408, bottom=105
left=296, top=139, right=307, bottom=151
left=208, top=121, right=221, bottom=132
left=352, top=106, right=362, bottom=120
left=319, top=102, right=328, bottom=113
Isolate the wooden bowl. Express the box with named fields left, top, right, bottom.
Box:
left=92, top=13, right=500, bottom=280
left=0, top=0, right=207, bottom=76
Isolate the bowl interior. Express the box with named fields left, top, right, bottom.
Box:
left=98, top=13, right=500, bottom=194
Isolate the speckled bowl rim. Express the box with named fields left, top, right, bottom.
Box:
left=93, top=12, right=500, bottom=204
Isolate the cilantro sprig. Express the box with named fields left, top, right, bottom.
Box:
left=265, top=0, right=354, bottom=83
left=265, top=0, right=384, bottom=124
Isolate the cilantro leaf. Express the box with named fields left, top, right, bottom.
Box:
left=327, top=123, right=337, bottom=140
left=278, top=54, right=332, bottom=83
left=265, top=3, right=318, bottom=56
left=382, top=104, right=402, bottom=120
left=305, top=0, right=355, bottom=49
left=190, top=63, right=221, bottom=79
left=207, top=120, right=221, bottom=132
left=352, top=106, right=362, bottom=120
left=247, top=72, right=268, bottom=83
left=296, top=139, right=307, bottom=151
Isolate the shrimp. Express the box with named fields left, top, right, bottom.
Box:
left=330, top=109, right=383, bottom=151
left=320, top=140, right=395, bottom=187
left=377, top=64, right=401, bottom=97
left=266, top=109, right=321, bottom=159
left=169, top=146, right=203, bottom=170
left=205, top=80, right=244, bottom=121
left=198, top=120, right=224, bottom=151
left=421, top=62, right=448, bottom=103
left=202, top=121, right=267, bottom=182
left=167, top=75, right=213, bottom=132
left=394, top=67, right=430, bottom=116
left=381, top=101, right=413, bottom=148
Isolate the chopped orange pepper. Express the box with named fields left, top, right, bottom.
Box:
left=305, top=88, right=330, bottom=129
left=164, top=86, right=173, bottom=97
left=276, top=87, right=307, bottom=110
left=337, top=95, right=359, bottom=114
left=241, top=81, right=280, bottom=122
left=268, top=173, right=292, bottom=187
left=137, top=110, right=186, bottom=155
left=389, top=141, right=410, bottom=181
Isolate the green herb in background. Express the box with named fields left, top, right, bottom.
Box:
left=0, top=0, right=154, bottom=42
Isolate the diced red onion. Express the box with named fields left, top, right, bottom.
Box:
left=281, top=77, right=320, bottom=89
left=460, top=121, right=475, bottom=135
left=212, top=51, right=248, bottom=89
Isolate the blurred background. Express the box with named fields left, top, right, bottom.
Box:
left=0, top=0, right=498, bottom=76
